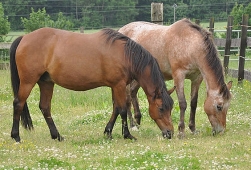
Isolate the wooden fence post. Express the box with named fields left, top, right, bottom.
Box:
left=223, top=16, right=233, bottom=75
left=238, top=14, right=249, bottom=84
left=80, top=27, right=84, bottom=33
left=209, top=17, right=215, bottom=36
left=151, top=3, right=163, bottom=25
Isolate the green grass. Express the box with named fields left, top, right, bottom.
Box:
left=1, top=68, right=251, bottom=169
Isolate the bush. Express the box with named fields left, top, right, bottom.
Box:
left=21, top=8, right=74, bottom=33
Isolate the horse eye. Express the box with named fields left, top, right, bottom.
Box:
left=159, top=107, right=164, bottom=112
left=217, top=105, right=223, bottom=111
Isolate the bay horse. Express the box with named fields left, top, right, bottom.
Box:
left=119, top=18, right=232, bottom=138
left=9, top=27, right=175, bottom=142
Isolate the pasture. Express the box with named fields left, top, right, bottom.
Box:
left=1, top=68, right=251, bottom=169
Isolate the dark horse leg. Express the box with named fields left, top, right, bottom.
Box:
left=173, top=73, right=187, bottom=139
left=189, top=75, right=203, bottom=133
left=104, top=85, right=136, bottom=140
left=127, top=80, right=141, bottom=129
left=11, top=84, right=34, bottom=142
left=37, top=80, right=63, bottom=141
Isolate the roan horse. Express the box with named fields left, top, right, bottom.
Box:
left=119, top=18, right=232, bottom=138
left=10, top=27, right=175, bottom=142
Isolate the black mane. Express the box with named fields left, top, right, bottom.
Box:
left=184, top=19, right=231, bottom=100
left=102, top=28, right=173, bottom=110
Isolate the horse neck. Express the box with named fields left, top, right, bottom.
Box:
left=136, top=66, right=158, bottom=99
left=198, top=58, right=223, bottom=94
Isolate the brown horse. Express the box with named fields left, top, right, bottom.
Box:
left=10, top=27, right=175, bottom=142
left=119, top=19, right=232, bottom=138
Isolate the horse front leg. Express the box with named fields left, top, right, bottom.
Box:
left=189, top=75, right=203, bottom=133
left=38, top=81, right=63, bottom=141
left=120, top=107, right=137, bottom=140
left=173, top=74, right=187, bottom=139
left=105, top=85, right=136, bottom=140
left=104, top=106, right=120, bottom=139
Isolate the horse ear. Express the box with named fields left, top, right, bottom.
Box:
left=227, top=81, right=232, bottom=90
left=168, top=86, right=176, bottom=95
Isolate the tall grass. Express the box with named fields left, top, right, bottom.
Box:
left=1, top=69, right=251, bottom=169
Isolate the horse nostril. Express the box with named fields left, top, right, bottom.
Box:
left=212, top=130, right=216, bottom=136
left=217, top=105, right=223, bottom=111
left=162, top=130, right=172, bottom=139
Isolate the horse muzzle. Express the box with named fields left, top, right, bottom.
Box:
left=212, top=125, right=225, bottom=136
left=162, top=130, right=173, bottom=139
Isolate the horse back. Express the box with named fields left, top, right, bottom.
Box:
left=15, top=28, right=129, bottom=91
left=119, top=19, right=206, bottom=80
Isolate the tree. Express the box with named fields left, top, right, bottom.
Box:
left=52, top=12, right=74, bottom=30
left=21, top=8, right=53, bottom=33
left=230, top=2, right=251, bottom=37
left=0, top=2, right=10, bottom=42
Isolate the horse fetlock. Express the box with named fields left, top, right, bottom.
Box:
left=188, top=123, right=196, bottom=132
left=135, top=116, right=141, bottom=125
left=178, top=122, right=185, bottom=131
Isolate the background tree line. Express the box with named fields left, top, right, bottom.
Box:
left=1, top=0, right=250, bottom=31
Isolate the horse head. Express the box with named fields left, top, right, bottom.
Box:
left=204, top=81, right=232, bottom=135
left=148, top=86, right=176, bottom=139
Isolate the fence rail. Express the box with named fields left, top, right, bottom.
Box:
left=214, top=37, right=251, bottom=47
left=0, top=43, right=11, bottom=49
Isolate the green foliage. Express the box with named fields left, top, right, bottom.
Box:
left=21, top=8, right=53, bottom=33
left=230, top=3, right=245, bottom=28
left=21, top=8, right=74, bottom=33
left=2, top=0, right=251, bottom=30
left=52, top=12, right=74, bottom=30
left=0, top=2, right=10, bottom=42
left=230, top=2, right=251, bottom=37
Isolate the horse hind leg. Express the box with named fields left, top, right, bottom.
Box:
left=126, top=81, right=141, bottom=130
left=38, top=80, right=63, bottom=141
left=130, top=80, right=141, bottom=130
left=11, top=84, right=34, bottom=142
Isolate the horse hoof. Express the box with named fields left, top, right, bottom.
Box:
left=12, top=136, right=21, bottom=143
left=58, top=135, right=64, bottom=141
left=131, top=126, right=139, bottom=131
left=104, top=130, right=113, bottom=140
left=191, top=130, right=200, bottom=135
left=177, top=132, right=186, bottom=139
left=124, top=134, right=137, bottom=140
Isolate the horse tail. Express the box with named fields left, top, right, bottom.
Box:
left=10, top=36, right=33, bottom=130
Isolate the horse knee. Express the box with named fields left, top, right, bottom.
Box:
left=39, top=104, right=50, bottom=116
left=119, top=109, right=127, bottom=119
left=179, top=101, right=187, bottom=112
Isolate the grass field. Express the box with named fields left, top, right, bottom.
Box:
left=1, top=67, right=251, bottom=169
